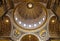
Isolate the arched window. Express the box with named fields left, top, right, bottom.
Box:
left=0, top=16, right=11, bottom=36
left=49, top=16, right=60, bottom=37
